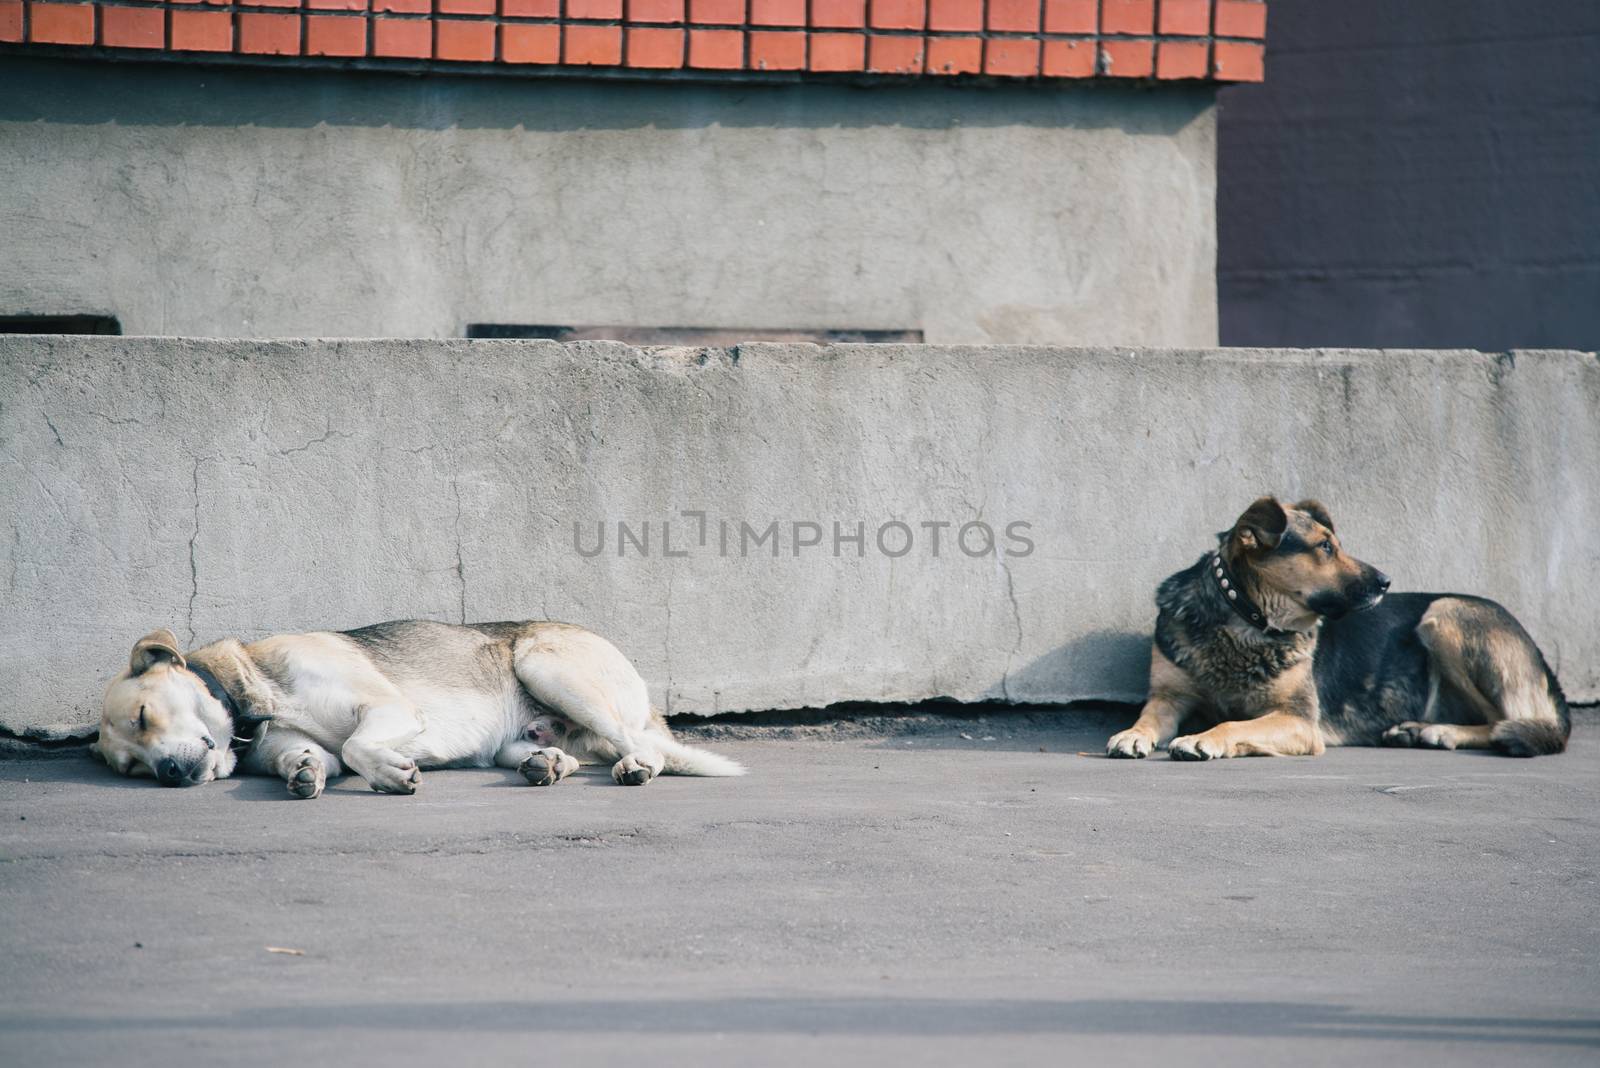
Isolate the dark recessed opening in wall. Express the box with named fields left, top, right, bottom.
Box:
left=466, top=325, right=924, bottom=345
left=0, top=315, right=122, bottom=335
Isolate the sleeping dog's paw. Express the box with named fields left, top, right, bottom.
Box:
left=1168, top=733, right=1229, bottom=761
left=286, top=749, right=326, bottom=800
left=612, top=754, right=656, bottom=786
left=1382, top=722, right=1457, bottom=750
left=366, top=752, right=422, bottom=794
left=1106, top=729, right=1155, bottom=759
left=520, top=747, right=577, bottom=787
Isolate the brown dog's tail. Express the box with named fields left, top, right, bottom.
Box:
left=1491, top=719, right=1569, bottom=757
left=1490, top=666, right=1571, bottom=758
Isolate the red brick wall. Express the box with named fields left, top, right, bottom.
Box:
left=0, top=0, right=1266, bottom=80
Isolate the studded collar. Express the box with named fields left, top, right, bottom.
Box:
left=1209, top=551, right=1295, bottom=638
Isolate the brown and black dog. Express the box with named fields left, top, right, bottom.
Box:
left=1108, top=497, right=1569, bottom=761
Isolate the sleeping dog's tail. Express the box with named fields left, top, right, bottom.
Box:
left=656, top=735, right=747, bottom=777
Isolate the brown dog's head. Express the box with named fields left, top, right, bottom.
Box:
left=93, top=629, right=239, bottom=787
left=1222, top=497, right=1390, bottom=624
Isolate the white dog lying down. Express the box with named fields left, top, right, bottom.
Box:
left=94, top=619, right=744, bottom=798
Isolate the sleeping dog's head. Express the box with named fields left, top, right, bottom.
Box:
left=94, top=629, right=239, bottom=787
left=1222, top=497, right=1390, bottom=624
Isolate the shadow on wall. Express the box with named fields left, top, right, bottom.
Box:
left=1000, top=629, right=1152, bottom=705
left=0, top=56, right=1213, bottom=134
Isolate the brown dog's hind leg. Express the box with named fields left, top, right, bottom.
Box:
left=1405, top=598, right=1569, bottom=757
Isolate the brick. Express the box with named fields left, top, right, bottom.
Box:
left=100, top=4, right=164, bottom=48
left=373, top=0, right=426, bottom=12
left=1212, top=38, right=1262, bottom=80
left=304, top=13, right=364, bottom=53
left=687, top=26, right=740, bottom=67
left=807, top=31, right=863, bottom=71
left=688, top=0, right=740, bottom=23
left=170, top=8, right=230, bottom=48
left=926, top=0, right=977, bottom=31
left=983, top=36, right=1038, bottom=77
left=924, top=33, right=978, bottom=74
left=748, top=0, right=799, bottom=24
left=811, top=0, right=863, bottom=29
left=306, top=0, right=366, bottom=11
left=238, top=0, right=301, bottom=10
left=437, top=17, right=495, bottom=58
left=30, top=2, right=94, bottom=44
left=1099, top=0, right=1151, bottom=35
left=501, top=21, right=558, bottom=59
left=1042, top=0, right=1092, bottom=34
left=501, top=0, right=558, bottom=14
left=238, top=12, right=301, bottom=53
left=868, top=0, right=921, bottom=31
left=747, top=28, right=802, bottom=67
left=986, top=0, right=1036, bottom=33
left=373, top=16, right=430, bottom=55
left=1098, top=36, right=1152, bottom=76
left=1041, top=37, right=1093, bottom=77
left=0, top=0, right=21, bottom=41
left=566, top=0, right=621, bottom=17
left=563, top=22, right=621, bottom=62
left=866, top=33, right=920, bottom=73
left=628, top=0, right=683, bottom=22
left=1214, top=0, right=1264, bottom=39
left=1157, top=0, right=1208, bottom=36
left=1156, top=38, right=1206, bottom=78
left=625, top=25, right=682, bottom=65
left=439, top=0, right=494, bottom=12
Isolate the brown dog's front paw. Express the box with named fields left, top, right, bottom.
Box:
left=1169, top=734, right=1229, bottom=761
left=1106, top=729, right=1155, bottom=759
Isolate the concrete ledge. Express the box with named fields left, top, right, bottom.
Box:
left=1, top=337, right=1596, bottom=734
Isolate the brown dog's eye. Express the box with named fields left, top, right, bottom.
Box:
left=1320, top=540, right=1334, bottom=556
left=137, top=705, right=148, bottom=732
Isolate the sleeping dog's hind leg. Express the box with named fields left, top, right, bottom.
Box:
left=494, top=738, right=579, bottom=786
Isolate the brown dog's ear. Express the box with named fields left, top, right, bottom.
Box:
left=1232, top=497, right=1288, bottom=552
left=1294, top=499, right=1335, bottom=533
left=129, top=629, right=185, bottom=675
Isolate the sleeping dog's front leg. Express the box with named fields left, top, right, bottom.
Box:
left=242, top=730, right=342, bottom=800
left=341, top=702, right=425, bottom=794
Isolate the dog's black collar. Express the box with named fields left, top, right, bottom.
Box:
left=186, top=661, right=259, bottom=752
left=1210, top=552, right=1294, bottom=639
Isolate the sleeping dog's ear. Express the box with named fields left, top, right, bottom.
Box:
left=1231, top=497, right=1288, bottom=552
left=1294, top=499, right=1335, bottom=533
left=129, top=629, right=186, bottom=675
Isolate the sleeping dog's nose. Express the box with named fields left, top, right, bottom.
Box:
left=1374, top=571, right=1392, bottom=593
left=156, top=756, right=198, bottom=787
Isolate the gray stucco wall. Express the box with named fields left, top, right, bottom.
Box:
left=2, top=337, right=1596, bottom=738
left=1218, top=0, right=1600, bottom=350
left=0, top=57, right=1217, bottom=347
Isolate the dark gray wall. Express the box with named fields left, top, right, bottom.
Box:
left=1218, top=0, right=1600, bottom=350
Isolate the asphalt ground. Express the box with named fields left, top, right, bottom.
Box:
left=2, top=708, right=1596, bottom=1066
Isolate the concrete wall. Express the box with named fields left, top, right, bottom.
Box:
left=2, top=337, right=1596, bottom=737
left=1218, top=0, right=1600, bottom=350
left=0, top=57, right=1217, bottom=347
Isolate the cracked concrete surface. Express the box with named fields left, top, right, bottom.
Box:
left=2, top=337, right=1598, bottom=737
left=0, top=710, right=1596, bottom=1066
